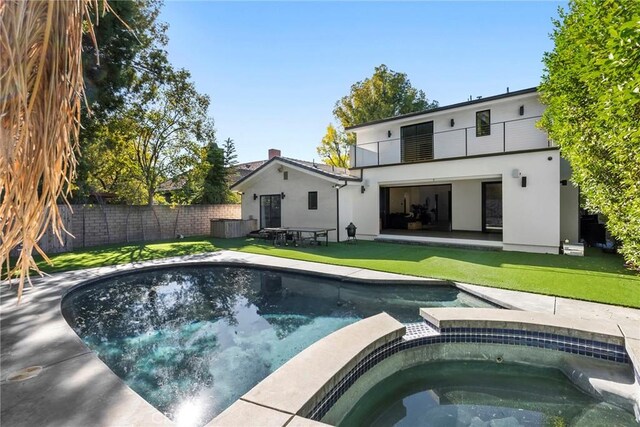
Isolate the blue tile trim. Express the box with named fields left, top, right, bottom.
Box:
left=306, top=326, right=630, bottom=421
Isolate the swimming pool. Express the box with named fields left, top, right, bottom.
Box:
left=61, top=265, right=492, bottom=426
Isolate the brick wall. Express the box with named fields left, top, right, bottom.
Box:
left=38, top=204, right=241, bottom=253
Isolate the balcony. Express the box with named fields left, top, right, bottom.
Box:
left=351, top=116, right=551, bottom=168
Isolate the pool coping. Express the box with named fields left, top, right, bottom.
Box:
left=1, top=250, right=639, bottom=426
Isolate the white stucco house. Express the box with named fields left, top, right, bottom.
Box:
left=232, top=87, right=579, bottom=254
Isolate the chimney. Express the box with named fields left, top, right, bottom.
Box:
left=268, top=148, right=281, bottom=159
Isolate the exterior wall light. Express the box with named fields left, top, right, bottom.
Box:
left=281, top=192, right=286, bottom=199
left=253, top=193, right=258, bottom=200
left=450, top=118, right=455, bottom=127
left=387, top=130, right=392, bottom=138
left=361, top=185, right=366, bottom=194
left=519, top=105, right=525, bottom=116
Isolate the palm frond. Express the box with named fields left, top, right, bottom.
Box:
left=0, top=0, right=109, bottom=302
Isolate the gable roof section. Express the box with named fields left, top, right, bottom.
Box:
left=231, top=156, right=360, bottom=190
left=345, top=87, right=538, bottom=131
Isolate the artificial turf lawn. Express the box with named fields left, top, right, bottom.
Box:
left=31, top=236, right=640, bottom=308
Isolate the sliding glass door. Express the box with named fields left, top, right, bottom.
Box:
left=260, top=195, right=281, bottom=228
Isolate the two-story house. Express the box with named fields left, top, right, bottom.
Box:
left=232, top=87, right=579, bottom=254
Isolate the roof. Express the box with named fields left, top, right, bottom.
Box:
left=345, top=87, right=538, bottom=131
left=229, top=160, right=269, bottom=185
left=157, top=160, right=267, bottom=193
left=231, top=156, right=360, bottom=189
left=158, top=176, right=187, bottom=192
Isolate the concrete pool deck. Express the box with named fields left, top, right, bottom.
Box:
left=1, top=249, right=639, bottom=426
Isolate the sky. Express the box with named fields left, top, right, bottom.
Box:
left=160, top=1, right=567, bottom=163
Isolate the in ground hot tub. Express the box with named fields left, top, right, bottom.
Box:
left=317, top=309, right=640, bottom=426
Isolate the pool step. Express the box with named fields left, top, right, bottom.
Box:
left=403, top=322, right=440, bottom=340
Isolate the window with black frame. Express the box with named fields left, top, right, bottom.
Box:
left=476, top=110, right=491, bottom=137
left=401, top=121, right=434, bottom=163
left=308, top=191, right=318, bottom=210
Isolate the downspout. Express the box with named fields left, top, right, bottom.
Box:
left=335, top=181, right=348, bottom=243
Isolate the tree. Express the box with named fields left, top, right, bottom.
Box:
left=222, top=137, right=238, bottom=170
left=128, top=69, right=216, bottom=205
left=317, top=124, right=350, bottom=168
left=201, top=143, right=228, bottom=204
left=82, top=115, right=148, bottom=204
left=334, top=64, right=438, bottom=128
left=222, top=138, right=240, bottom=203
left=76, top=0, right=170, bottom=201
left=199, top=137, right=239, bottom=204
left=76, top=1, right=216, bottom=206
left=539, top=0, right=640, bottom=268
left=318, top=64, right=438, bottom=166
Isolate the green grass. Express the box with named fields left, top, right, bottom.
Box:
left=31, top=237, right=640, bottom=308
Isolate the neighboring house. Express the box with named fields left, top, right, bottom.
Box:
left=158, top=175, right=188, bottom=203
left=233, top=87, right=579, bottom=253
left=158, top=154, right=268, bottom=203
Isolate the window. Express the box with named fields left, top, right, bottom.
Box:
left=308, top=191, right=318, bottom=210
left=476, top=110, right=491, bottom=137
left=401, top=121, right=434, bottom=163
left=283, top=171, right=288, bottom=180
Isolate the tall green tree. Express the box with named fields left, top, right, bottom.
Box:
left=82, top=115, right=148, bottom=204
left=128, top=69, right=216, bottom=205
left=222, top=138, right=240, bottom=203
left=200, top=138, right=238, bottom=204
left=318, top=64, right=438, bottom=166
left=201, top=142, right=228, bottom=204
left=334, top=64, right=438, bottom=128
left=222, top=137, right=238, bottom=170
left=540, top=0, right=640, bottom=268
left=76, top=0, right=169, bottom=201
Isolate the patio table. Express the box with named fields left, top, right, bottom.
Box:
left=287, top=227, right=336, bottom=247
left=261, top=227, right=290, bottom=246
left=261, top=227, right=336, bottom=247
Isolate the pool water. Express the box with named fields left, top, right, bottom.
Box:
left=61, top=266, right=491, bottom=426
left=339, top=361, right=636, bottom=426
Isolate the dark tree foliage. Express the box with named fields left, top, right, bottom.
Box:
left=75, top=0, right=170, bottom=201
left=540, top=0, right=640, bottom=268
left=201, top=142, right=228, bottom=204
